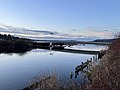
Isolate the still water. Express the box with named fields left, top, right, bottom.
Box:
left=0, top=44, right=107, bottom=90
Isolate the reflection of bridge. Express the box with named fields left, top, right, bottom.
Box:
left=52, top=48, right=99, bottom=55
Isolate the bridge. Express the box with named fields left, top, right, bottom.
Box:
left=34, top=40, right=111, bottom=47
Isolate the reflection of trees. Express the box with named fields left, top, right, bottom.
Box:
left=15, top=51, right=28, bottom=56
left=0, top=47, right=32, bottom=56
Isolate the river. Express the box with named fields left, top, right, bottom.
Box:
left=0, top=44, right=107, bottom=90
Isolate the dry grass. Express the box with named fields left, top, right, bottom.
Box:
left=25, top=73, right=84, bottom=90
left=85, top=38, right=120, bottom=90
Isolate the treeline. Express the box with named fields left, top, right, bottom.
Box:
left=0, top=34, right=30, bottom=41
left=0, top=33, right=59, bottom=54
left=0, top=34, right=33, bottom=53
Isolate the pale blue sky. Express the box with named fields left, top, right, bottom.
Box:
left=0, top=0, right=120, bottom=32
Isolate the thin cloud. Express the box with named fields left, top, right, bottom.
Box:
left=0, top=24, right=113, bottom=40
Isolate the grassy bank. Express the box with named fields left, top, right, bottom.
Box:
left=85, top=38, right=120, bottom=90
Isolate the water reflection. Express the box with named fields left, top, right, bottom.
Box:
left=0, top=44, right=106, bottom=90
left=0, top=48, right=32, bottom=56
left=65, top=44, right=108, bottom=51
left=73, top=54, right=101, bottom=82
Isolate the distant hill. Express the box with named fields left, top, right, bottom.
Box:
left=93, top=39, right=115, bottom=43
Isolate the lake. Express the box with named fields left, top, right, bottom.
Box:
left=0, top=44, right=107, bottom=90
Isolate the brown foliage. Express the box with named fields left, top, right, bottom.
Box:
left=86, top=38, right=120, bottom=90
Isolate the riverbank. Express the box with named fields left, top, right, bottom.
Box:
left=85, top=37, right=120, bottom=90
left=0, top=34, right=33, bottom=54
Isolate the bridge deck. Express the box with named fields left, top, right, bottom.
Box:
left=52, top=48, right=99, bottom=55
left=35, top=40, right=111, bottom=46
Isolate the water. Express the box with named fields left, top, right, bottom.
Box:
left=65, top=44, right=108, bottom=51
left=0, top=44, right=106, bottom=90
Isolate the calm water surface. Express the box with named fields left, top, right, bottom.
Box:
left=0, top=44, right=107, bottom=90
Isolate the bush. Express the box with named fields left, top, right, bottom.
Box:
left=85, top=38, right=120, bottom=90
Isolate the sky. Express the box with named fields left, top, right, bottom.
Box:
left=0, top=0, right=120, bottom=38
